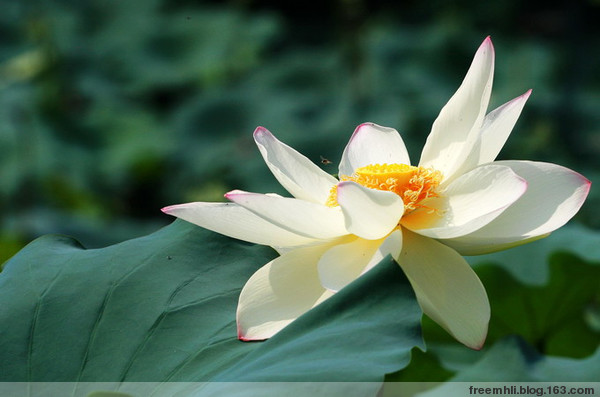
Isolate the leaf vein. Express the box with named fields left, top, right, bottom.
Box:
left=74, top=250, right=160, bottom=383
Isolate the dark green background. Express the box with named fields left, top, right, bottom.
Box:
left=1, top=0, right=598, bottom=261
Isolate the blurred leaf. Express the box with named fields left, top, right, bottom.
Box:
left=479, top=253, right=600, bottom=358
left=429, top=336, right=599, bottom=384
left=384, top=336, right=599, bottom=396
left=0, top=49, right=46, bottom=85
left=397, top=337, right=600, bottom=397
left=0, top=220, right=423, bottom=391
left=0, top=233, right=26, bottom=270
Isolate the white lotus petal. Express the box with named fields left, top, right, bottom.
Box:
left=162, top=202, right=318, bottom=247
left=440, top=160, right=591, bottom=255
left=457, top=90, right=532, bottom=174
left=339, top=123, right=411, bottom=177
left=225, top=190, right=348, bottom=239
left=336, top=181, right=405, bottom=240
left=361, top=229, right=403, bottom=275
left=419, top=37, right=495, bottom=182
left=237, top=243, right=335, bottom=341
left=254, top=126, right=339, bottom=204
left=317, top=236, right=383, bottom=292
left=440, top=233, right=550, bottom=256
left=402, top=164, right=527, bottom=239
left=317, top=231, right=402, bottom=293
left=477, top=90, right=532, bottom=165
left=398, top=229, right=490, bottom=350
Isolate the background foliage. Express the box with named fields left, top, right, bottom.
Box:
left=0, top=0, right=598, bottom=390
left=1, top=0, right=599, bottom=260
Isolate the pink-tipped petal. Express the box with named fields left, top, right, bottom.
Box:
left=477, top=89, right=532, bottom=164
left=161, top=202, right=317, bottom=247
left=420, top=37, right=495, bottom=182
left=441, top=161, right=591, bottom=255
left=253, top=127, right=338, bottom=204
left=457, top=90, right=532, bottom=175
left=339, top=123, right=411, bottom=177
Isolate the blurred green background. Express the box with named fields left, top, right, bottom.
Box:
left=1, top=0, right=599, bottom=264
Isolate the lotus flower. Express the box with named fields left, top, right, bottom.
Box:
left=162, top=37, right=590, bottom=350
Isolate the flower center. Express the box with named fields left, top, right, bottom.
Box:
left=326, top=163, right=443, bottom=212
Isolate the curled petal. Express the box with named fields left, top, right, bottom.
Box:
left=402, top=164, right=527, bottom=239
left=441, top=161, right=591, bottom=255
left=225, top=190, right=348, bottom=240
left=254, top=127, right=338, bottom=204
left=398, top=229, right=490, bottom=350
left=420, top=37, right=495, bottom=182
left=162, top=202, right=318, bottom=248
left=339, top=123, right=411, bottom=177
left=336, top=181, right=405, bottom=240
left=237, top=243, right=335, bottom=341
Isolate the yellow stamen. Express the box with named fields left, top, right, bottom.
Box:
left=326, top=163, right=443, bottom=213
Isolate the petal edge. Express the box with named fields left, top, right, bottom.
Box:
left=398, top=229, right=490, bottom=350
left=254, top=127, right=338, bottom=204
